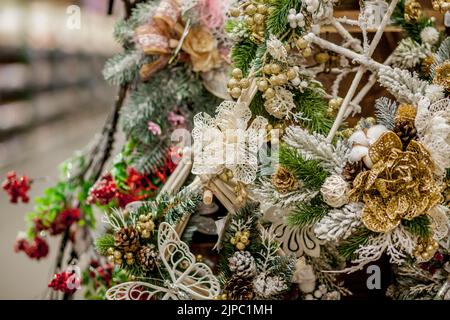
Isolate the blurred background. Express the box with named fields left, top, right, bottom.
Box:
left=0, top=0, right=124, bottom=299
left=0, top=0, right=446, bottom=299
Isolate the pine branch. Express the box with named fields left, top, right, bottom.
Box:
left=374, top=97, right=397, bottom=130
left=95, top=234, right=115, bottom=255
left=102, top=50, right=142, bottom=85
left=286, top=196, right=329, bottom=228
left=292, top=88, right=333, bottom=135
left=402, top=216, right=431, bottom=239
left=279, top=144, right=330, bottom=189
left=391, top=0, right=434, bottom=43
left=267, top=0, right=301, bottom=36
left=231, top=40, right=258, bottom=76
left=338, top=227, right=376, bottom=260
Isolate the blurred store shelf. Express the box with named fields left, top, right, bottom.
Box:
left=0, top=0, right=122, bottom=147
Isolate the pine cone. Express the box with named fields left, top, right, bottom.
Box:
left=114, top=227, right=140, bottom=253
left=137, top=245, right=160, bottom=271
left=225, top=275, right=254, bottom=300
left=342, top=161, right=364, bottom=182
left=393, top=119, right=417, bottom=147
left=271, top=166, right=298, bottom=193
left=228, top=251, right=256, bottom=278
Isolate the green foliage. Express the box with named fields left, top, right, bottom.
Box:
left=402, top=216, right=431, bottom=239
left=249, top=91, right=275, bottom=122
left=279, top=144, right=330, bottom=189
left=102, top=51, right=142, bottom=85
left=391, top=0, right=434, bottom=44
left=286, top=196, right=329, bottom=228
left=231, top=40, right=258, bottom=75
left=95, top=234, right=115, bottom=255
left=338, top=227, right=376, bottom=260
left=267, top=0, right=301, bottom=36
left=293, top=88, right=333, bottom=135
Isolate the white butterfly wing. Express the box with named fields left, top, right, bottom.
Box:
left=158, top=222, right=221, bottom=300
left=105, top=281, right=177, bottom=300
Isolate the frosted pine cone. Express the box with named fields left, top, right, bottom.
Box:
left=225, top=275, right=254, bottom=300
left=114, top=227, right=140, bottom=253
left=420, top=26, right=440, bottom=45
left=228, top=251, right=256, bottom=278
left=137, top=245, right=160, bottom=272
left=253, top=273, right=288, bottom=299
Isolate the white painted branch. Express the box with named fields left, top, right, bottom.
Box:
left=318, top=0, right=399, bottom=141
left=329, top=18, right=363, bottom=53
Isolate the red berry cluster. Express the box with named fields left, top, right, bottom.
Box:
left=48, top=271, right=81, bottom=295
left=14, top=236, right=49, bottom=260
left=88, top=259, right=113, bottom=287
left=2, top=171, right=32, bottom=203
left=34, top=208, right=81, bottom=236
left=420, top=251, right=449, bottom=275
left=88, top=157, right=177, bottom=207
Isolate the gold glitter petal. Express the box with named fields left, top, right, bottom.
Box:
left=369, top=132, right=403, bottom=164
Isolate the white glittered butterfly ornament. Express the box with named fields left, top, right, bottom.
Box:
left=105, top=222, right=220, bottom=300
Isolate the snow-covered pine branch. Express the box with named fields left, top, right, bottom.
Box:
left=284, top=126, right=350, bottom=174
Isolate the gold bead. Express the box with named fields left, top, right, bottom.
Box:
left=107, top=255, right=114, bottom=263
left=257, top=4, right=267, bottom=14
left=139, top=214, right=147, bottom=222
left=269, top=75, right=279, bottom=86
left=230, top=87, right=242, bottom=99
left=236, top=242, right=246, bottom=250
left=426, top=245, right=434, bottom=252
left=432, top=241, right=439, bottom=249
left=240, top=235, right=249, bottom=244
left=230, top=237, right=237, bottom=245
left=254, top=13, right=265, bottom=24
left=257, top=79, right=269, bottom=92
left=365, top=117, right=376, bottom=126
left=421, top=251, right=430, bottom=259
left=228, top=77, right=239, bottom=88
left=126, top=252, right=133, bottom=259
left=277, top=73, right=288, bottom=85
left=221, top=293, right=228, bottom=300
left=114, top=250, right=122, bottom=259
left=270, top=63, right=281, bottom=74
left=240, top=78, right=250, bottom=89
left=302, top=47, right=312, bottom=57
left=235, top=231, right=242, bottom=239
left=230, top=7, right=241, bottom=17
left=296, top=38, right=308, bottom=49
left=107, top=247, right=114, bottom=255
left=115, top=258, right=123, bottom=265
left=126, top=258, right=134, bottom=265
left=243, top=230, right=250, bottom=238
left=232, top=68, right=243, bottom=79
left=245, top=16, right=254, bottom=25
left=263, top=64, right=272, bottom=74
left=286, top=68, right=296, bottom=80
left=245, top=4, right=257, bottom=15
left=141, top=230, right=150, bottom=239
left=264, top=87, right=275, bottom=99
left=315, top=52, right=330, bottom=64
left=196, top=254, right=204, bottom=262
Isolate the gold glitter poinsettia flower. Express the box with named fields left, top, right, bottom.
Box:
left=348, top=131, right=443, bottom=233
left=182, top=26, right=222, bottom=72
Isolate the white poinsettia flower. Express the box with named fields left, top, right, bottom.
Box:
left=192, top=101, right=268, bottom=184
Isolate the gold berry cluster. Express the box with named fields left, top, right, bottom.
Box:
left=413, top=238, right=439, bottom=261
left=296, top=37, right=312, bottom=58
left=137, top=214, right=155, bottom=239
left=230, top=229, right=251, bottom=251
left=229, top=1, right=272, bottom=43
left=257, top=62, right=298, bottom=100
left=432, top=0, right=450, bottom=13
left=326, top=97, right=343, bottom=117
left=227, top=68, right=250, bottom=99
left=107, top=247, right=135, bottom=266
